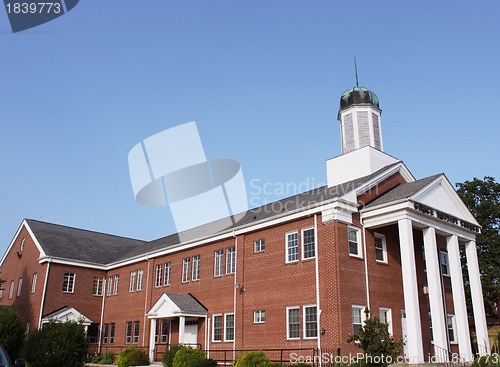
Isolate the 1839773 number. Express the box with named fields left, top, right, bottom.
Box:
left=5, top=2, right=61, bottom=14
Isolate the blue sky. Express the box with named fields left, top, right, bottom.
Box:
left=1, top=1, right=499, bottom=255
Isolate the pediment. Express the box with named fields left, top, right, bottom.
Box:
left=42, top=307, right=92, bottom=325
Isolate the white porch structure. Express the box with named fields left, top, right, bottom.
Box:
left=41, top=306, right=93, bottom=332
left=361, top=175, right=489, bottom=363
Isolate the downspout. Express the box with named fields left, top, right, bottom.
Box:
left=98, top=278, right=107, bottom=354
left=314, top=214, right=322, bottom=367
left=143, top=256, right=151, bottom=347
left=232, top=231, right=238, bottom=360
left=361, top=216, right=371, bottom=312
left=38, top=260, right=51, bottom=328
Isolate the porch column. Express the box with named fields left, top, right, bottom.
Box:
left=398, top=218, right=424, bottom=363
left=149, top=318, right=157, bottom=362
left=447, top=235, right=473, bottom=361
left=179, top=316, right=186, bottom=344
left=466, top=240, right=490, bottom=355
left=423, top=227, right=447, bottom=360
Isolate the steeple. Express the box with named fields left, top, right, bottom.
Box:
left=338, top=63, right=383, bottom=154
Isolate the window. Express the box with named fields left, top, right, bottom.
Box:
left=254, top=239, right=265, bottom=253
left=304, top=305, right=318, bottom=338
left=129, top=271, right=137, bottom=292
left=214, top=250, right=224, bottom=276
left=192, top=255, right=201, bottom=281
left=137, top=269, right=143, bottom=291
left=126, top=322, right=132, bottom=344
left=182, top=258, right=191, bottom=282
left=31, top=273, right=37, bottom=294
left=93, top=276, right=104, bottom=296
left=103, top=324, right=109, bottom=344
left=8, top=280, right=14, bottom=299
left=164, top=262, right=171, bottom=286
left=20, top=238, right=25, bottom=251
left=155, top=264, right=163, bottom=288
left=379, top=308, right=392, bottom=335
left=286, top=232, right=299, bottom=263
left=429, top=312, right=433, bottom=342
left=109, top=323, right=115, bottom=344
left=126, top=321, right=139, bottom=344
left=226, top=247, right=236, bottom=274
left=254, top=310, right=265, bottom=323
left=352, top=306, right=365, bottom=334
left=62, top=273, right=75, bottom=293
left=133, top=321, right=140, bottom=343
left=0, top=288, right=3, bottom=299
left=440, top=251, right=450, bottom=276
left=213, top=314, right=222, bottom=342
left=113, top=275, right=119, bottom=295
left=287, top=307, right=300, bottom=339
left=17, top=278, right=23, bottom=297
left=302, top=228, right=315, bottom=259
left=422, top=246, right=427, bottom=272
left=348, top=228, right=361, bottom=257
left=160, top=319, right=169, bottom=343
left=88, top=324, right=99, bottom=344
left=225, top=313, right=235, bottom=341
left=447, top=315, right=456, bottom=343
left=107, top=276, right=113, bottom=296
left=375, top=234, right=387, bottom=263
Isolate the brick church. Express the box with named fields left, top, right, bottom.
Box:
left=0, top=83, right=490, bottom=364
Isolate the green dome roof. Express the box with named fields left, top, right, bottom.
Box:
left=339, top=86, right=380, bottom=111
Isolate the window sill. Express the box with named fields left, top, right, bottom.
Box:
left=349, top=254, right=363, bottom=260
left=376, top=260, right=389, bottom=265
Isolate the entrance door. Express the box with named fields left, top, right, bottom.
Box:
left=401, top=310, right=408, bottom=360
left=184, top=319, right=198, bottom=347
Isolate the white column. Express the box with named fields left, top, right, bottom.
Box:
left=466, top=240, right=490, bottom=355
left=179, top=316, right=186, bottom=344
left=398, top=218, right=424, bottom=363
left=447, top=235, right=473, bottom=361
left=149, top=318, right=157, bottom=362
left=423, top=227, right=448, bottom=360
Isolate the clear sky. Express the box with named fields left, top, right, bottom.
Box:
left=1, top=1, right=499, bottom=256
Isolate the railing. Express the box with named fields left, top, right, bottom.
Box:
left=204, top=348, right=318, bottom=367
left=430, top=343, right=466, bottom=367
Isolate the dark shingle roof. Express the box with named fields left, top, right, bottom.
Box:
left=26, top=219, right=146, bottom=265
left=364, top=174, right=441, bottom=208
left=166, top=293, right=207, bottom=313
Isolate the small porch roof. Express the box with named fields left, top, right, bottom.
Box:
left=147, top=292, right=207, bottom=319
left=41, top=306, right=92, bottom=325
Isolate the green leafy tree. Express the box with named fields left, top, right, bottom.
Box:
left=24, top=321, right=89, bottom=367
left=163, top=344, right=187, bottom=367
left=172, top=348, right=207, bottom=367
left=457, top=176, right=500, bottom=318
left=234, top=351, right=270, bottom=367
left=0, top=307, right=25, bottom=361
left=347, top=310, right=403, bottom=367
left=115, top=347, right=149, bottom=367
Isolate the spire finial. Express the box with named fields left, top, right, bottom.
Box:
left=354, top=56, right=359, bottom=87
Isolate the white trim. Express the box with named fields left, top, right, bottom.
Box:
left=286, top=306, right=300, bottom=340
left=447, top=314, right=457, bottom=345
left=348, top=227, right=362, bottom=258
left=38, top=261, right=51, bottom=328
left=374, top=233, right=387, bottom=263
left=223, top=312, right=235, bottom=342
left=351, top=305, right=365, bottom=334
left=212, top=314, right=222, bottom=342
left=253, top=310, right=265, bottom=324
left=0, top=220, right=47, bottom=267
left=285, top=231, right=299, bottom=263
left=301, top=227, right=316, bottom=260
left=379, top=307, right=393, bottom=335
left=303, top=304, right=318, bottom=339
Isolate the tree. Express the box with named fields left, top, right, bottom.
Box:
left=0, top=307, right=25, bottom=361
left=457, top=176, right=500, bottom=318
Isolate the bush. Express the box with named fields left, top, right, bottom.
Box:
left=24, top=321, right=89, bottom=367
left=193, top=357, right=218, bottom=367
left=163, top=344, right=187, bottom=367
left=90, top=352, right=115, bottom=364
left=0, top=307, right=25, bottom=361
left=472, top=355, right=500, bottom=367
left=116, top=347, right=149, bottom=367
left=172, top=348, right=207, bottom=367
left=234, top=351, right=270, bottom=367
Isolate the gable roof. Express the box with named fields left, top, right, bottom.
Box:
left=147, top=292, right=207, bottom=318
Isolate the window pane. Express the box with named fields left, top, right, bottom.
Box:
left=164, top=262, right=171, bottom=286
left=155, top=265, right=163, bottom=287
left=305, top=306, right=318, bottom=338
left=303, top=229, right=315, bottom=259
left=349, top=229, right=359, bottom=256
left=287, top=233, right=298, bottom=262
left=225, top=314, right=235, bottom=341
left=213, top=315, right=222, bottom=341
left=226, top=247, right=236, bottom=274
left=214, top=250, right=223, bottom=276
left=288, top=308, right=300, bottom=339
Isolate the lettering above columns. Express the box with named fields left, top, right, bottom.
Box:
left=413, top=202, right=480, bottom=233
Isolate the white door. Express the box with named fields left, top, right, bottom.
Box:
left=184, top=319, right=198, bottom=347
left=401, top=310, right=408, bottom=360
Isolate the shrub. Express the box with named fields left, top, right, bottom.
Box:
left=163, top=344, right=187, bottom=367
left=472, top=355, right=499, bottom=367
left=116, top=347, right=149, bottom=367
left=234, top=351, right=270, bottom=367
left=0, top=307, right=25, bottom=361
left=172, top=348, right=207, bottom=367
left=193, top=357, right=218, bottom=367
left=90, top=352, right=115, bottom=364
left=24, top=321, right=89, bottom=367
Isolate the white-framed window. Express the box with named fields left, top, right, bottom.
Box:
left=31, top=273, right=37, bottom=294
left=447, top=314, right=456, bottom=343
left=440, top=251, right=450, bottom=276
left=102, top=323, right=109, bottom=344
left=182, top=258, right=191, bottom=283
left=303, top=305, right=318, bottom=338
left=164, top=262, right=171, bottom=286
left=126, top=321, right=139, bottom=344
left=286, top=231, right=299, bottom=263
left=113, top=275, right=119, bottom=295
left=348, top=227, right=362, bottom=257
left=0, top=288, right=3, bottom=299
left=109, top=323, right=115, bottom=344
left=137, top=269, right=143, bottom=291
left=17, top=278, right=23, bottom=297
left=129, top=271, right=137, bottom=292
left=224, top=313, right=235, bottom=341
left=379, top=307, right=392, bottom=335
left=302, top=228, right=315, bottom=260
left=287, top=306, right=300, bottom=339
left=160, top=319, right=169, bottom=343
left=254, top=310, right=265, bottom=323
left=155, top=264, right=163, bottom=288
left=352, top=305, right=365, bottom=334
left=20, top=238, right=25, bottom=251
left=375, top=233, right=387, bottom=263
left=192, top=255, right=201, bottom=281
left=93, top=276, right=104, bottom=296
left=226, top=247, right=236, bottom=274
left=422, top=245, right=427, bottom=272
left=212, top=314, right=222, bottom=342
left=62, top=273, right=75, bottom=293
left=107, top=276, right=113, bottom=296
left=429, top=312, right=433, bottom=342
left=8, top=280, right=14, bottom=299
left=254, top=239, right=265, bottom=253
left=214, top=250, right=224, bottom=277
